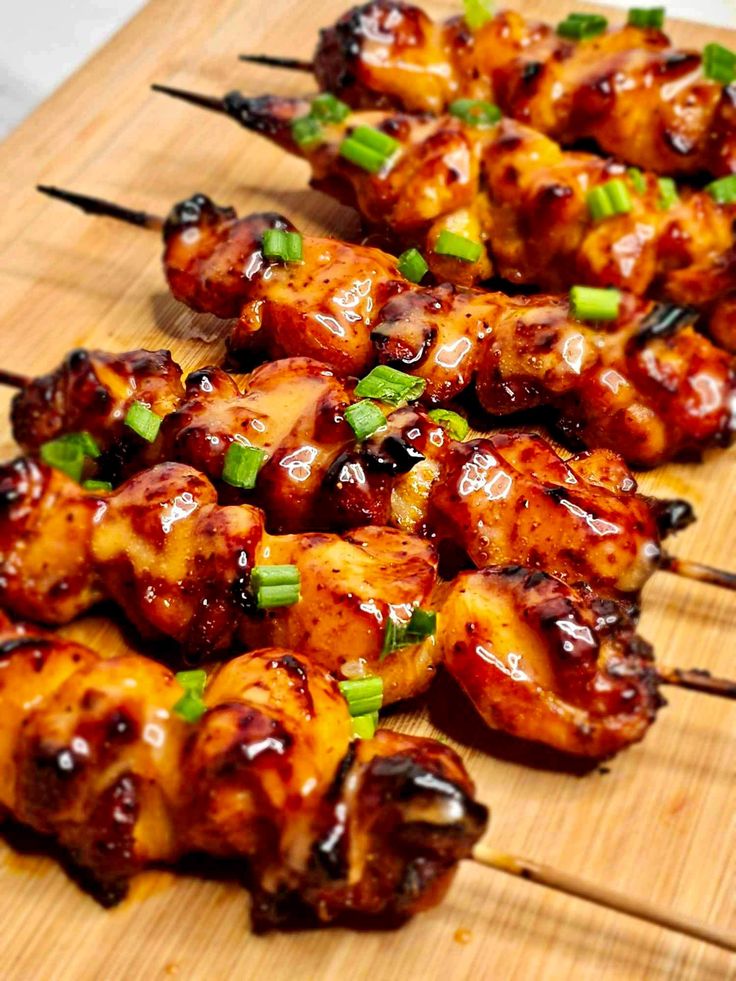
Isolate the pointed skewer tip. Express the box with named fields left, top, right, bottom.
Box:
left=238, top=53, right=314, bottom=71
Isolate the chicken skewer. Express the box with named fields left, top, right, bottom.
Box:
left=151, top=85, right=736, bottom=352
left=1, top=458, right=734, bottom=762
left=35, top=186, right=736, bottom=467
left=1, top=615, right=733, bottom=948
left=2, top=347, right=735, bottom=602
left=240, top=0, right=736, bottom=180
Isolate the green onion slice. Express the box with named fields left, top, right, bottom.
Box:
left=339, top=125, right=400, bottom=173
left=311, top=92, right=350, bottom=123
left=557, top=12, right=608, bottom=39
left=345, top=399, right=386, bottom=440
left=657, top=177, right=679, bottom=210
left=570, top=285, right=622, bottom=321
left=705, top=173, right=736, bottom=203
left=397, top=247, right=429, bottom=283
left=351, top=712, right=379, bottom=740
left=82, top=479, right=113, bottom=492
left=262, top=228, right=303, bottom=262
left=427, top=408, right=470, bottom=441
left=463, top=0, right=494, bottom=30
left=222, top=442, right=267, bottom=489
left=703, top=42, right=736, bottom=84
left=124, top=402, right=162, bottom=443
left=449, top=98, right=502, bottom=127
left=251, top=564, right=301, bottom=609
left=382, top=607, right=437, bottom=657
left=173, top=669, right=208, bottom=723
left=339, top=675, right=384, bottom=716
left=433, top=229, right=483, bottom=263
left=587, top=179, right=632, bottom=221
left=355, top=364, right=427, bottom=406
left=627, top=167, right=647, bottom=194
left=291, top=115, right=322, bottom=148
left=627, top=7, right=665, bottom=28
left=39, top=439, right=85, bottom=482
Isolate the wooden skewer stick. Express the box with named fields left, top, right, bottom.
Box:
left=36, top=185, right=164, bottom=231
left=150, top=84, right=226, bottom=114
left=0, top=370, right=30, bottom=390
left=656, top=667, right=736, bottom=699
left=238, top=54, right=314, bottom=71
left=472, top=844, right=736, bottom=952
left=660, top=553, right=736, bottom=592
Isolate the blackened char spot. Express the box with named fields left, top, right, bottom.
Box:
left=363, top=434, right=425, bottom=475
left=268, top=654, right=315, bottom=716
left=650, top=497, right=695, bottom=537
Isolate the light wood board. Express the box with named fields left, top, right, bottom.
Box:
left=0, top=1, right=733, bottom=978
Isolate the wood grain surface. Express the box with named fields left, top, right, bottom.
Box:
left=0, top=2, right=733, bottom=978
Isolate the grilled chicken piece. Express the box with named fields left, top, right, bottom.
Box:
left=222, top=93, right=736, bottom=334
left=0, top=459, right=439, bottom=700
left=376, top=287, right=736, bottom=465
left=7, top=350, right=697, bottom=598
left=435, top=567, right=661, bottom=758
left=0, top=617, right=487, bottom=924
left=161, top=195, right=736, bottom=463
left=310, top=1, right=736, bottom=178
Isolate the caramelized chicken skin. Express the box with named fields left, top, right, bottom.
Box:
left=0, top=466, right=668, bottom=758
left=160, top=195, right=736, bottom=462
left=435, top=567, right=661, bottom=758
left=7, top=351, right=697, bottom=598
left=311, top=1, right=736, bottom=178
left=225, top=94, right=736, bottom=332
left=0, top=459, right=439, bottom=700
left=0, top=617, right=486, bottom=924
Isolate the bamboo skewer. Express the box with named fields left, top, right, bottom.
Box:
left=238, top=53, right=314, bottom=71
left=660, top=554, right=736, bottom=592
left=472, top=845, right=736, bottom=952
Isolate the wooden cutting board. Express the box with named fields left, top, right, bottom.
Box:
left=0, top=1, right=733, bottom=978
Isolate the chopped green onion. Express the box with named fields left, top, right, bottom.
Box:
left=463, top=0, right=494, bottom=30
left=345, top=399, right=386, bottom=440
left=351, top=126, right=399, bottom=156
left=703, top=42, right=736, bottom=84
left=262, top=228, right=303, bottom=262
left=627, top=7, right=665, bottom=28
left=706, top=173, right=736, bottom=203
left=427, top=408, right=469, bottom=441
left=657, top=177, right=679, bottom=210
left=311, top=92, right=350, bottom=123
left=82, top=479, right=113, bottom=492
left=39, top=439, right=85, bottom=482
left=124, top=402, right=162, bottom=443
left=433, top=229, right=483, bottom=263
left=587, top=179, right=632, bottom=221
left=351, top=711, right=379, bottom=739
left=449, top=98, right=502, bottom=127
left=355, top=364, right=427, bottom=405
left=557, top=12, right=607, bottom=39
left=55, top=431, right=101, bottom=459
left=291, top=115, right=322, bottom=148
left=627, top=167, right=647, bottom=194
left=397, top=247, right=429, bottom=283
left=382, top=607, right=437, bottom=657
left=338, top=138, right=385, bottom=173
left=339, top=125, right=400, bottom=173
left=339, top=675, right=384, bottom=716
left=222, top=442, right=266, bottom=489
left=251, top=564, right=301, bottom=609
left=570, top=285, right=622, bottom=321
left=173, top=669, right=207, bottom=724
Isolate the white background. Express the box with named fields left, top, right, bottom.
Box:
left=1, top=0, right=735, bottom=139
